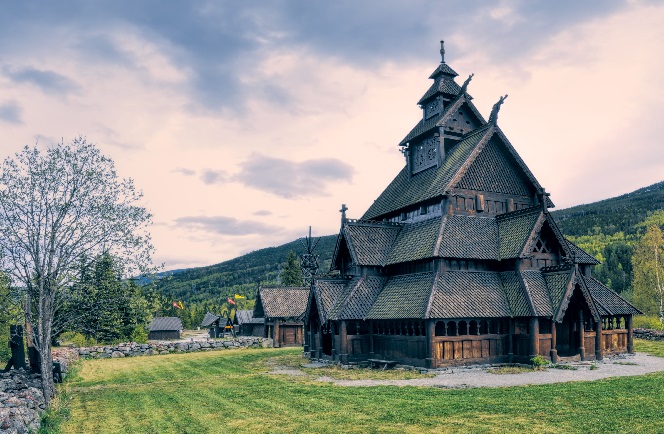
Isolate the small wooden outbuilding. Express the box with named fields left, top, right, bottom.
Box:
left=234, top=310, right=265, bottom=337
left=254, top=287, right=310, bottom=347
left=201, top=312, right=231, bottom=338
left=148, top=317, right=183, bottom=340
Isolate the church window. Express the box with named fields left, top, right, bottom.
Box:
left=458, top=321, right=468, bottom=335
left=447, top=321, right=457, bottom=336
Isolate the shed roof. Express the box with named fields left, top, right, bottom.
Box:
left=150, top=317, right=183, bottom=332
left=583, top=276, right=642, bottom=316
left=257, top=287, right=310, bottom=320
left=200, top=312, right=220, bottom=328
left=234, top=310, right=255, bottom=325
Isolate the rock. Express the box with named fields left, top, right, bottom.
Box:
left=111, top=351, right=125, bottom=358
left=262, top=338, right=273, bottom=348
left=159, top=351, right=169, bottom=355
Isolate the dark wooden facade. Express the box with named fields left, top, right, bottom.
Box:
left=304, top=42, right=641, bottom=368
left=254, top=287, right=309, bottom=347
left=148, top=317, right=183, bottom=340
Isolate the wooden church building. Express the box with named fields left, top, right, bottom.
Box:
left=254, top=286, right=310, bottom=347
left=304, top=42, right=641, bottom=368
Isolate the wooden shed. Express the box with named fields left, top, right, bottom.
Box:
left=148, top=317, right=183, bottom=340
left=234, top=310, right=265, bottom=337
left=201, top=312, right=231, bottom=338
left=254, top=287, right=309, bottom=347
left=304, top=41, right=641, bottom=368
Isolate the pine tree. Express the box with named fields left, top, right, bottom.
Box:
left=280, top=251, right=303, bottom=286
left=632, top=225, right=664, bottom=323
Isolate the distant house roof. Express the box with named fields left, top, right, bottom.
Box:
left=150, top=317, right=183, bottom=332
left=255, top=287, right=310, bottom=320
left=234, top=310, right=255, bottom=325
left=201, top=312, right=220, bottom=328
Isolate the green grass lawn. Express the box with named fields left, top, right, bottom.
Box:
left=50, top=340, right=664, bottom=433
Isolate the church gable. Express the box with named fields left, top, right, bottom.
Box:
left=455, top=137, right=533, bottom=197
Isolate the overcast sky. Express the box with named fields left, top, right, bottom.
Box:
left=1, top=1, right=662, bottom=271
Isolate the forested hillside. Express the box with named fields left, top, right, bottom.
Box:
left=151, top=235, right=338, bottom=305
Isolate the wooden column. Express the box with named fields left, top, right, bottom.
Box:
left=273, top=320, right=280, bottom=348
left=508, top=318, right=514, bottom=362
left=369, top=320, right=375, bottom=357
left=595, top=317, right=603, bottom=361
left=627, top=315, right=634, bottom=353
left=529, top=317, right=539, bottom=357
left=339, top=320, right=348, bottom=363
left=303, top=323, right=310, bottom=354
left=578, top=311, right=585, bottom=360
left=550, top=320, right=558, bottom=363
left=425, top=320, right=436, bottom=369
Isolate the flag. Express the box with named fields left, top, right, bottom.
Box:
left=172, top=301, right=182, bottom=309
left=178, top=301, right=184, bottom=310
left=234, top=294, right=245, bottom=299
left=227, top=298, right=236, bottom=305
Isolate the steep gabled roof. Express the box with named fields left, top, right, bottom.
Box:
left=386, top=218, right=443, bottom=265
left=499, top=272, right=533, bottom=317
left=521, top=270, right=555, bottom=317
left=437, top=215, right=499, bottom=259
left=150, top=317, right=183, bottom=332
left=334, top=276, right=387, bottom=320
left=583, top=276, right=642, bottom=316
left=497, top=208, right=543, bottom=259
left=566, top=239, right=600, bottom=265
left=201, top=312, right=220, bottom=328
left=310, top=278, right=349, bottom=322
left=367, top=272, right=436, bottom=319
left=429, top=271, right=512, bottom=318
left=363, top=126, right=492, bottom=220
left=234, top=310, right=254, bottom=326
left=342, top=221, right=402, bottom=266
left=255, top=287, right=310, bottom=320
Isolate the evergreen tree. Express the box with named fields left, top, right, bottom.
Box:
left=632, top=225, right=664, bottom=322
left=280, top=251, right=303, bottom=286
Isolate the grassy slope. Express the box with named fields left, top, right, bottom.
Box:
left=57, top=340, right=664, bottom=434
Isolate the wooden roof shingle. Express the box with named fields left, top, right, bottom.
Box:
left=429, top=272, right=513, bottom=318
left=257, top=287, right=310, bottom=320
left=584, top=276, right=642, bottom=316
left=344, top=222, right=402, bottom=266
left=367, top=272, right=436, bottom=319
left=437, top=215, right=499, bottom=260
left=150, top=317, right=183, bottom=332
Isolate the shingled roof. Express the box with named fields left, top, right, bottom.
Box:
left=437, top=215, right=499, bottom=259
left=150, top=317, right=183, bottom=332
left=256, top=287, right=310, bottom=320
left=367, top=272, right=436, bottom=319
left=310, top=278, right=349, bottom=322
left=200, top=312, right=220, bottom=328
left=333, top=276, right=387, bottom=320
left=583, top=276, right=642, bottom=316
left=234, top=310, right=260, bottom=325
left=429, top=272, right=512, bottom=318
left=386, top=218, right=442, bottom=265
left=342, top=221, right=402, bottom=266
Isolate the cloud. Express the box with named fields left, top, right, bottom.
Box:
left=200, top=169, right=228, bottom=185
left=174, top=215, right=281, bottom=236
left=253, top=210, right=272, bottom=216
left=0, top=101, right=22, bottom=124
left=233, top=154, right=354, bottom=198
left=2, top=66, right=79, bottom=95
left=172, top=167, right=196, bottom=176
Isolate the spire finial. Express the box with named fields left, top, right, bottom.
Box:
left=488, top=94, right=508, bottom=124
left=440, top=40, right=445, bottom=63
left=340, top=204, right=348, bottom=226
left=458, top=73, right=474, bottom=96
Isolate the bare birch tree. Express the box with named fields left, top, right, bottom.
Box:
left=633, top=224, right=664, bottom=324
left=0, top=137, right=154, bottom=404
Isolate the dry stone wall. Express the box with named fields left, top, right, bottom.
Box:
left=77, top=337, right=272, bottom=358
left=634, top=328, right=664, bottom=341
left=0, top=369, right=44, bottom=434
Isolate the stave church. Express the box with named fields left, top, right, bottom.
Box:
left=303, top=41, right=641, bottom=368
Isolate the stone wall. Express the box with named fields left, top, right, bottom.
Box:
left=634, top=328, right=664, bottom=341
left=0, top=369, right=44, bottom=434
left=77, top=337, right=272, bottom=358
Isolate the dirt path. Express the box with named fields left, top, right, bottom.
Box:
left=313, top=353, right=664, bottom=388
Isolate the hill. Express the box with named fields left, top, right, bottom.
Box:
left=151, top=235, right=338, bottom=304
left=551, top=181, right=664, bottom=237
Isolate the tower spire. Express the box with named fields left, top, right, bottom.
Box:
left=440, top=40, right=445, bottom=63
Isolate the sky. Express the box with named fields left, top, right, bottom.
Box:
left=1, top=1, right=663, bottom=271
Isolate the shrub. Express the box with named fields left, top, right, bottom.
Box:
left=530, top=355, right=548, bottom=370
left=130, top=326, right=149, bottom=344
left=59, top=332, right=96, bottom=348
left=633, top=315, right=664, bottom=331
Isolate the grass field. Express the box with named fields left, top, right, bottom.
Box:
left=47, top=340, right=664, bottom=433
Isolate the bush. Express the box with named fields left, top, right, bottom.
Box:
left=130, top=326, right=149, bottom=344
left=633, top=315, right=664, bottom=331
left=530, top=355, right=548, bottom=370
left=59, top=332, right=96, bottom=348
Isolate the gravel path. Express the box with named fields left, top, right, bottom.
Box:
left=315, top=353, right=664, bottom=389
